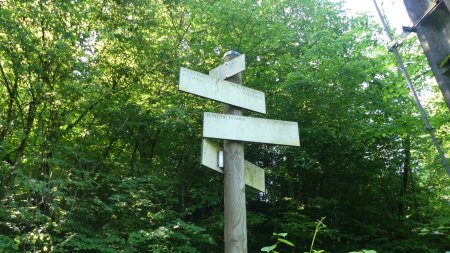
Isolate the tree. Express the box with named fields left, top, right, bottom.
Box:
left=1, top=0, right=448, bottom=252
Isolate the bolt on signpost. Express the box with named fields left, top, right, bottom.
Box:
left=178, top=51, right=300, bottom=253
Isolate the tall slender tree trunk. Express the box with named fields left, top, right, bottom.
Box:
left=399, top=135, right=411, bottom=217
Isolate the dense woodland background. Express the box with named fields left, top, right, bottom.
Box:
left=1, top=0, right=449, bottom=252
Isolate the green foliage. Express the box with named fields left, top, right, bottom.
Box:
left=261, top=232, right=295, bottom=252
left=0, top=0, right=449, bottom=252
left=309, top=217, right=326, bottom=253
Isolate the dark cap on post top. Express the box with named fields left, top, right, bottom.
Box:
left=224, top=50, right=241, bottom=60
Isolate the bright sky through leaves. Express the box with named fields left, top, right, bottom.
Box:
left=340, top=0, right=411, bottom=34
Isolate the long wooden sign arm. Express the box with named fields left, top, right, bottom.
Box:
left=203, top=112, right=300, bottom=147
left=179, top=67, right=266, bottom=114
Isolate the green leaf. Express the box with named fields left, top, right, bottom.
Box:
left=273, top=232, right=288, bottom=237
left=278, top=238, right=295, bottom=247
left=261, top=244, right=277, bottom=252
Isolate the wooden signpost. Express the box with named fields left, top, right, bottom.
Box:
left=178, top=51, right=300, bottom=253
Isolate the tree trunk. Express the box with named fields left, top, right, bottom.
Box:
left=399, top=135, right=410, bottom=217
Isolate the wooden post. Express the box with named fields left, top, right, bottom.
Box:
left=223, top=50, right=247, bottom=253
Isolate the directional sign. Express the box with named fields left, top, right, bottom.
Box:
left=209, top=54, right=245, bottom=80
left=203, top=112, right=300, bottom=146
left=201, top=139, right=223, bottom=174
left=179, top=67, right=266, bottom=114
left=201, top=139, right=265, bottom=192
left=244, top=161, right=265, bottom=193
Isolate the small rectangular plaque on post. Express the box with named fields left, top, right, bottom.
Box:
left=218, top=150, right=224, bottom=168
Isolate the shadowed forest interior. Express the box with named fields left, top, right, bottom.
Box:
left=0, top=0, right=449, bottom=252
